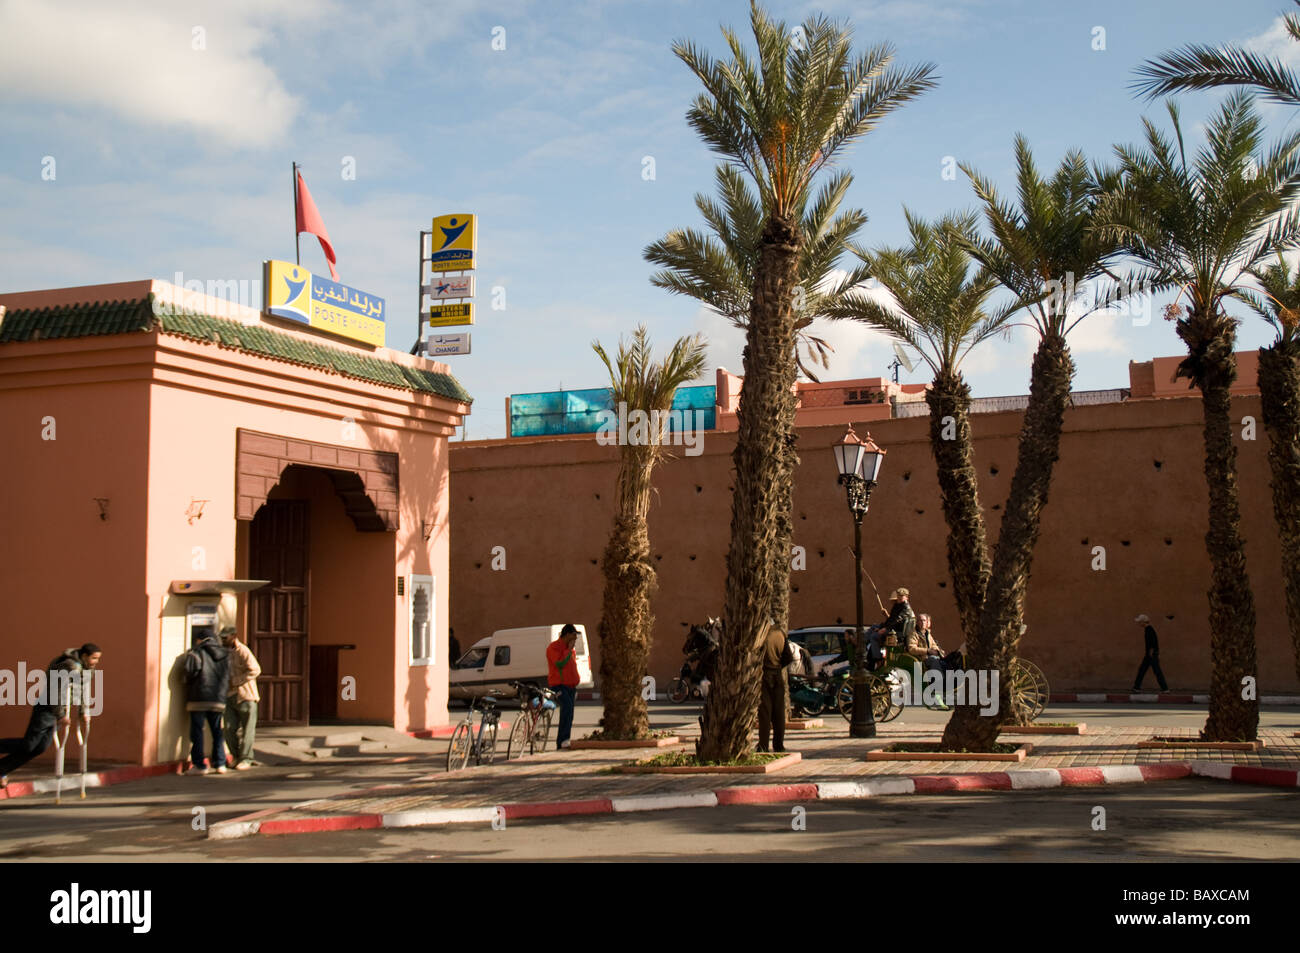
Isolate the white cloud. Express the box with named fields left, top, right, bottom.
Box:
left=0, top=0, right=303, bottom=147
left=1247, top=13, right=1300, bottom=68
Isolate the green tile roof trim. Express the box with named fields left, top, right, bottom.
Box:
left=0, top=295, right=472, bottom=404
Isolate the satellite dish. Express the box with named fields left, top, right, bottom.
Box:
left=892, top=342, right=915, bottom=374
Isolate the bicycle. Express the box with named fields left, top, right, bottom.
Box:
left=446, top=694, right=502, bottom=771
left=506, top=680, right=558, bottom=759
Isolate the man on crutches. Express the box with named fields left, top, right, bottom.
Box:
left=0, top=644, right=102, bottom=795
left=78, top=712, right=91, bottom=799
left=53, top=718, right=71, bottom=804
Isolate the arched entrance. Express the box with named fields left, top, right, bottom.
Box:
left=237, top=429, right=400, bottom=725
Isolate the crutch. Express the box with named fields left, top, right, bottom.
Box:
left=78, top=716, right=91, bottom=799
left=52, top=721, right=72, bottom=805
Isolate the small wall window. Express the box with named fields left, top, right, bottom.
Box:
left=409, top=575, right=435, bottom=666
left=493, top=645, right=511, bottom=666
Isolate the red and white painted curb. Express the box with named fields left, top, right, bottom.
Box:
left=1050, top=692, right=1300, bottom=705
left=0, top=761, right=185, bottom=801
left=206, top=760, right=1298, bottom=840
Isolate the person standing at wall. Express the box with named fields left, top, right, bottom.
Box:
left=185, top=630, right=230, bottom=775
left=1131, top=614, right=1169, bottom=693
left=221, top=627, right=261, bottom=771
left=0, top=644, right=101, bottom=787
left=546, top=624, right=581, bottom=749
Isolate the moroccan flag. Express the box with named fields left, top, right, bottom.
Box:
left=295, top=170, right=339, bottom=281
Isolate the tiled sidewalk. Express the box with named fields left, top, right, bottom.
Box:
left=249, top=722, right=1300, bottom=824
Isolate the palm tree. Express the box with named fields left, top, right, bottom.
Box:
left=644, top=163, right=868, bottom=635
left=646, top=163, right=866, bottom=382
left=672, top=1, right=937, bottom=762
left=1098, top=92, right=1300, bottom=740
left=1131, top=1, right=1300, bottom=690
left=941, top=137, right=1127, bottom=751
left=593, top=327, right=708, bottom=740
left=1132, top=1, right=1300, bottom=106
left=829, top=209, right=1012, bottom=650
left=1244, top=256, right=1300, bottom=682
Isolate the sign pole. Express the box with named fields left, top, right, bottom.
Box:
left=415, top=230, right=429, bottom=355
left=293, top=161, right=301, bottom=267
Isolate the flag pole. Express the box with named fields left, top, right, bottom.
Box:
left=292, top=161, right=301, bottom=266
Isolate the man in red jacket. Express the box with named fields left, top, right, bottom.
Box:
left=546, top=624, right=581, bottom=749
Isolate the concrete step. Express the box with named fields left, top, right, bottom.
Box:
left=317, top=731, right=364, bottom=747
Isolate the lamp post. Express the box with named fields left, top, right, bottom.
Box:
left=833, top=426, right=886, bottom=739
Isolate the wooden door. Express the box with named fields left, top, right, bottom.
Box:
left=249, top=500, right=309, bottom=724
left=309, top=646, right=339, bottom=721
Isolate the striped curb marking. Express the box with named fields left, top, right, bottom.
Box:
left=206, top=759, right=1287, bottom=840
left=0, top=761, right=185, bottom=801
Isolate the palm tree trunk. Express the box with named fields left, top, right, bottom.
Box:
left=597, top=450, right=657, bottom=739
left=768, top=422, right=798, bottom=632
left=1193, top=328, right=1259, bottom=742
left=1257, top=340, right=1300, bottom=683
left=925, top=370, right=990, bottom=644
left=942, top=331, right=1073, bottom=751
left=698, top=215, right=801, bottom=762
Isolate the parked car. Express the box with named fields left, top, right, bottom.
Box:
left=449, top=624, right=593, bottom=700
left=787, top=626, right=856, bottom=676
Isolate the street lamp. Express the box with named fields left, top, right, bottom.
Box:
left=833, top=425, right=886, bottom=739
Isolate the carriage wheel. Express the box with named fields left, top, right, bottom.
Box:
left=1007, top=659, right=1050, bottom=724
left=836, top=679, right=854, bottom=721
left=876, top=674, right=904, bottom=723
left=836, top=675, right=899, bottom=723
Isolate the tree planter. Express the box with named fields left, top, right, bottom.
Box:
left=615, top=752, right=801, bottom=774
left=867, top=743, right=1032, bottom=762
left=786, top=718, right=824, bottom=729
left=999, top=723, right=1086, bottom=735
left=569, top=736, right=681, bottom=750
left=1138, top=737, right=1265, bottom=751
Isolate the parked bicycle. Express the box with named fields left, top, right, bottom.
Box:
left=506, top=680, right=558, bottom=759
left=446, top=693, right=503, bottom=771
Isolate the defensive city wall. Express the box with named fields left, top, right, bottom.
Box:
left=450, top=356, right=1299, bottom=694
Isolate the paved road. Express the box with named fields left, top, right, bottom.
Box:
left=5, top=781, right=1297, bottom=862
left=1, top=702, right=1297, bottom=862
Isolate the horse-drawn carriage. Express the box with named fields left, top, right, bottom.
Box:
left=673, top=618, right=1050, bottom=726
left=822, top=630, right=1050, bottom=725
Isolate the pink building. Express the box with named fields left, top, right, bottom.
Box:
left=0, top=279, right=470, bottom=766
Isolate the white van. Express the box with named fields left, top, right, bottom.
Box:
left=449, top=624, right=594, bottom=700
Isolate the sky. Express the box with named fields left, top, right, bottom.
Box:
left=3, top=0, right=1299, bottom=438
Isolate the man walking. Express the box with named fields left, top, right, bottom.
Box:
left=757, top=622, right=793, bottom=753
left=221, top=627, right=261, bottom=771
left=1131, top=614, right=1169, bottom=693
left=546, top=624, right=581, bottom=749
left=184, top=629, right=230, bottom=774
left=0, top=644, right=101, bottom=788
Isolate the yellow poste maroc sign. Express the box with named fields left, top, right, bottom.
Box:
left=428, top=213, right=476, bottom=272
left=263, top=260, right=386, bottom=347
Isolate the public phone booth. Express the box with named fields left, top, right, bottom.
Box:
left=158, top=579, right=268, bottom=764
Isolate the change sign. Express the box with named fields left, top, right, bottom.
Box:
left=427, top=332, right=470, bottom=356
